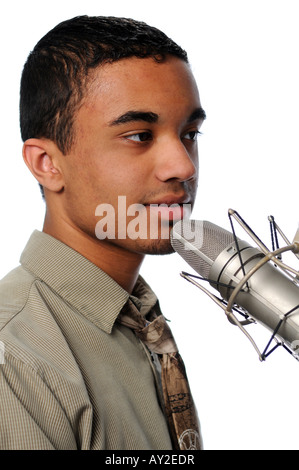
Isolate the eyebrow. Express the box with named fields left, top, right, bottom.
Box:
left=109, top=111, right=159, bottom=126
left=109, top=107, right=206, bottom=127
left=187, top=107, right=206, bottom=123
left=109, top=107, right=206, bottom=126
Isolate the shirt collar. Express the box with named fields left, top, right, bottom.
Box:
left=20, top=230, right=158, bottom=333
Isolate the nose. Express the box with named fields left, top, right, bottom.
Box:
left=154, top=136, right=198, bottom=183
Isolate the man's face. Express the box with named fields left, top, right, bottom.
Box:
left=57, top=56, right=204, bottom=255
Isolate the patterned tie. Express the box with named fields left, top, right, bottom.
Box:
left=118, top=299, right=203, bottom=450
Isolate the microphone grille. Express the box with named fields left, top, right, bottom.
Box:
left=171, top=220, right=235, bottom=278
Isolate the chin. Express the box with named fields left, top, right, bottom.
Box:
left=134, top=238, right=175, bottom=256
left=106, top=234, right=175, bottom=256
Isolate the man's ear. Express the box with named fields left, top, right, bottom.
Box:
left=22, top=138, right=64, bottom=192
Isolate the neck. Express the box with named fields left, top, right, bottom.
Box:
left=43, top=211, right=144, bottom=294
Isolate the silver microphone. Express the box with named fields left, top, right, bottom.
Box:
left=170, top=219, right=299, bottom=359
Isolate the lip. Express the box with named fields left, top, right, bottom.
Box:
left=145, top=195, right=191, bottom=206
left=145, top=196, right=192, bottom=223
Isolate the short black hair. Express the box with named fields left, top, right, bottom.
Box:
left=20, top=15, right=189, bottom=155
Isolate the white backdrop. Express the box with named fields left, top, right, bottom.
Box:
left=1, top=0, right=299, bottom=450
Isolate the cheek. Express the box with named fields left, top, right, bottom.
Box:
left=77, top=165, right=141, bottom=208
left=95, top=158, right=151, bottom=194
left=63, top=139, right=153, bottom=205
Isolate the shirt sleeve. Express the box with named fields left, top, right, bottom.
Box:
left=0, top=353, right=79, bottom=450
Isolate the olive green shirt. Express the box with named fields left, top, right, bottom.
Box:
left=0, top=231, right=172, bottom=450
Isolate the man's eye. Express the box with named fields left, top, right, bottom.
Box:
left=183, top=130, right=201, bottom=141
left=126, top=132, right=152, bottom=142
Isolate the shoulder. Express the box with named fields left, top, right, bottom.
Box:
left=0, top=265, right=81, bottom=379
left=0, top=265, right=36, bottom=329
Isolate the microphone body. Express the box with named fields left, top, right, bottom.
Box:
left=171, top=220, right=299, bottom=353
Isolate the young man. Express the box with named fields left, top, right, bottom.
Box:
left=0, top=16, right=206, bottom=450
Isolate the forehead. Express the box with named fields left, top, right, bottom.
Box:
left=83, top=56, right=201, bottom=121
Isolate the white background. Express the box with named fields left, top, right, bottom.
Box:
left=1, top=0, right=299, bottom=450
